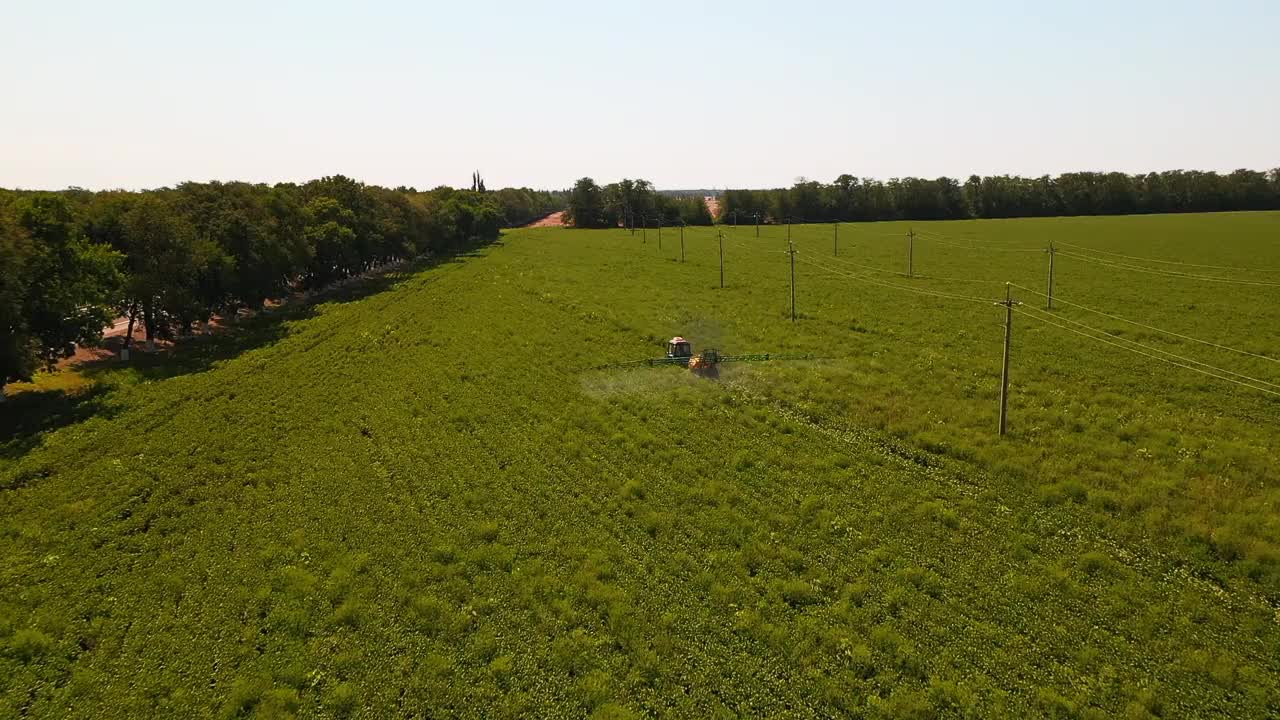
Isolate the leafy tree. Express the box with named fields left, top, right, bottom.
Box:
left=491, top=187, right=569, bottom=227
left=0, top=207, right=35, bottom=399
left=17, top=196, right=122, bottom=360
left=598, top=179, right=671, bottom=228
left=566, top=178, right=606, bottom=228
left=303, top=197, right=360, bottom=286
left=673, top=195, right=713, bottom=226
left=0, top=196, right=121, bottom=398
left=118, top=195, right=220, bottom=349
left=175, top=182, right=310, bottom=312
left=720, top=167, right=1280, bottom=225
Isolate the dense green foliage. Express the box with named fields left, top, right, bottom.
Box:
left=567, top=178, right=713, bottom=228
left=0, top=178, right=515, bottom=391
left=3, top=212, right=1278, bottom=717
left=490, top=186, right=569, bottom=227
left=0, top=195, right=121, bottom=388
left=720, top=168, right=1280, bottom=224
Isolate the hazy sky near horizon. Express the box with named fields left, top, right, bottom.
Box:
left=3, top=0, right=1276, bottom=191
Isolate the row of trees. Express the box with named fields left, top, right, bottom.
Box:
left=491, top=186, right=569, bottom=227
left=566, top=178, right=713, bottom=228
left=1, top=177, right=518, bottom=398
left=719, top=169, right=1280, bottom=224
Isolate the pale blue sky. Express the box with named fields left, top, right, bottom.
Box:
left=2, top=0, right=1276, bottom=190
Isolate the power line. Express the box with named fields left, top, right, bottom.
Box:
left=1019, top=305, right=1280, bottom=389
left=743, top=223, right=1006, bottom=283
left=1056, top=251, right=1280, bottom=287
left=767, top=217, right=906, bottom=238
left=795, top=254, right=994, bottom=305
left=914, top=272, right=1007, bottom=285
left=1015, top=308, right=1280, bottom=398
left=1054, top=239, right=1280, bottom=273
left=914, top=231, right=1044, bottom=253
left=915, top=232, right=1044, bottom=253
left=914, top=227, right=1041, bottom=246
left=817, top=252, right=909, bottom=277
left=721, top=235, right=790, bottom=255
left=815, top=251, right=1002, bottom=284
left=828, top=222, right=904, bottom=239
left=1008, top=283, right=1280, bottom=365
left=1015, top=306, right=1280, bottom=395
left=744, top=231, right=1005, bottom=284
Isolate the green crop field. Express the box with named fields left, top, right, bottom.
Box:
left=3, top=212, right=1279, bottom=718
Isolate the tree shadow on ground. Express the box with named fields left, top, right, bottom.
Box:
left=0, top=385, right=114, bottom=467
left=0, top=239, right=499, bottom=465
left=80, top=244, right=490, bottom=384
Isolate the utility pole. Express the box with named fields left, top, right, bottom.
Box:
left=1046, top=241, right=1056, bottom=310
left=997, top=283, right=1017, bottom=436
left=718, top=228, right=725, bottom=288
left=907, top=228, right=915, bottom=278
left=788, top=237, right=797, bottom=322
left=833, top=222, right=839, bottom=256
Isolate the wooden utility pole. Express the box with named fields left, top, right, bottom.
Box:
left=789, top=238, right=797, bottom=322
left=907, top=228, right=915, bottom=278
left=1046, top=241, right=1056, bottom=310
left=997, top=283, right=1016, bottom=436
left=680, top=223, right=685, bottom=262
left=718, top=229, right=725, bottom=288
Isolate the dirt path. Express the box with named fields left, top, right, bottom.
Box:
left=65, top=314, right=193, bottom=367
left=66, top=316, right=149, bottom=365
left=704, top=196, right=720, bottom=221
left=526, top=211, right=566, bottom=228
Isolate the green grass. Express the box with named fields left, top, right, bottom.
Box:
left=2, top=212, right=1279, bottom=717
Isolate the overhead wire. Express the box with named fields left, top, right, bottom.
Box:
left=913, top=230, right=1045, bottom=253
left=1053, top=239, right=1280, bottom=273
left=913, top=272, right=1008, bottom=285
left=794, top=253, right=995, bottom=305
left=818, top=251, right=1002, bottom=284
left=723, top=225, right=1011, bottom=287
left=1014, top=304, right=1280, bottom=390
left=1007, top=283, right=1280, bottom=365
left=719, top=231, right=790, bottom=255
left=1056, top=251, right=1280, bottom=287
left=811, top=252, right=909, bottom=277
left=636, top=224, right=1278, bottom=399
left=716, top=222, right=1277, bottom=353
left=1013, top=307, right=1280, bottom=398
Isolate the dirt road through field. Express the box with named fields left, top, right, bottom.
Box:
left=527, top=211, right=566, bottom=227
left=704, top=196, right=720, bottom=220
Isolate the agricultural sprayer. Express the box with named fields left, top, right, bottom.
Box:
left=591, top=336, right=814, bottom=378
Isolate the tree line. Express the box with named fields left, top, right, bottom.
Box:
left=718, top=168, right=1280, bottom=224
left=566, top=178, right=713, bottom=229
left=0, top=176, right=563, bottom=397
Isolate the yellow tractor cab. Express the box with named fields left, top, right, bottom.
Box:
left=667, top=336, right=693, bottom=359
